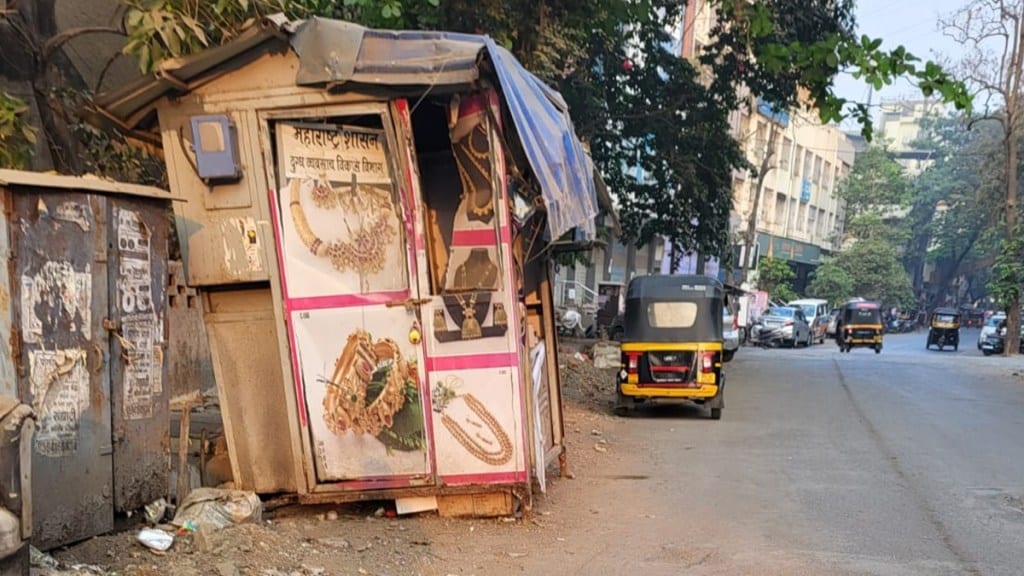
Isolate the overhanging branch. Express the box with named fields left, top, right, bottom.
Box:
left=42, top=26, right=124, bottom=62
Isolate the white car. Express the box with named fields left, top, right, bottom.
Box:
left=978, top=314, right=1006, bottom=349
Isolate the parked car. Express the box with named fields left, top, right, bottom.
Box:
left=978, top=314, right=1006, bottom=350
left=723, top=308, right=740, bottom=361
left=760, top=306, right=812, bottom=347
left=826, top=309, right=840, bottom=339
left=788, top=298, right=830, bottom=344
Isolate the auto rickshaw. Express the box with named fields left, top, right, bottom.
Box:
left=614, top=275, right=727, bottom=420
left=926, top=307, right=961, bottom=351
left=835, top=300, right=884, bottom=353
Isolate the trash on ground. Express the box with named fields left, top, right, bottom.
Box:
left=172, top=487, right=263, bottom=531
left=144, top=497, right=168, bottom=525
left=137, top=528, right=175, bottom=552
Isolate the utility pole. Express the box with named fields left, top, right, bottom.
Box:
left=740, top=118, right=780, bottom=283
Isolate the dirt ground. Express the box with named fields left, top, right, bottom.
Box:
left=38, top=352, right=620, bottom=576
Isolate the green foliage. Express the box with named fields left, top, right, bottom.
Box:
left=806, top=259, right=853, bottom=306
left=902, top=114, right=1003, bottom=304
left=0, top=92, right=37, bottom=169
left=988, top=234, right=1024, bottom=309
left=114, top=0, right=972, bottom=266
left=837, top=145, right=912, bottom=219
left=704, top=1, right=972, bottom=137
left=834, top=238, right=914, bottom=309
left=756, top=256, right=795, bottom=300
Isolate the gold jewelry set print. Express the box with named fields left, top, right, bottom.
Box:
left=433, top=248, right=508, bottom=343
left=288, top=173, right=397, bottom=280
left=432, top=376, right=513, bottom=467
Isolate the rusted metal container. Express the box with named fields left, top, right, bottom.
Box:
left=0, top=170, right=176, bottom=550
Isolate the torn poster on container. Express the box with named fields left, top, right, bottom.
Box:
left=116, top=208, right=163, bottom=420
left=29, top=349, right=89, bottom=457
left=53, top=201, right=94, bottom=232
left=21, top=261, right=91, bottom=344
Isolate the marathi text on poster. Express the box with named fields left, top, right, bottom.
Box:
left=278, top=123, right=391, bottom=184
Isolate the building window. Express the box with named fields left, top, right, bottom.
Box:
left=807, top=205, right=818, bottom=236
left=780, top=137, right=792, bottom=170
left=818, top=208, right=826, bottom=237
left=803, top=150, right=813, bottom=180
left=794, top=145, right=803, bottom=176
left=797, top=203, right=807, bottom=231
left=823, top=161, right=832, bottom=189
left=774, top=192, right=786, bottom=226
left=813, top=156, right=823, bottom=184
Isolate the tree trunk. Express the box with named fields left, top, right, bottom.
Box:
left=740, top=121, right=779, bottom=282
left=1005, top=130, right=1020, bottom=356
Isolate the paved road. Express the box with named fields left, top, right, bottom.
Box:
left=555, top=329, right=1024, bottom=576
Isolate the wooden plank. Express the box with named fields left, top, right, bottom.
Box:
left=437, top=492, right=513, bottom=518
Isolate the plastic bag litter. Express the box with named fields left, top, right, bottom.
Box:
left=171, top=487, right=262, bottom=531
left=137, top=528, right=174, bottom=552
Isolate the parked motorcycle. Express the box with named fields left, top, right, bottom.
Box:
left=748, top=321, right=786, bottom=348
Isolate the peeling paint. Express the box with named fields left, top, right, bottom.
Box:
left=219, top=217, right=264, bottom=277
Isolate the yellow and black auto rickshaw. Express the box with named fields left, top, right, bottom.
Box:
left=926, top=307, right=961, bottom=351
left=615, top=275, right=727, bottom=420
left=835, top=300, right=884, bottom=353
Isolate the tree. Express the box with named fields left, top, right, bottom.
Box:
left=902, top=114, right=1002, bottom=304
left=756, top=256, right=796, bottom=301
left=807, top=259, right=854, bottom=306
left=837, top=145, right=912, bottom=221
left=3, top=1, right=973, bottom=268
left=835, top=238, right=915, bottom=309
left=942, top=0, right=1024, bottom=355
left=0, top=92, right=36, bottom=169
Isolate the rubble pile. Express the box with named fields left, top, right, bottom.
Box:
left=558, top=346, right=618, bottom=408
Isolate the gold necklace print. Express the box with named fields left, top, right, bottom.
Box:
left=454, top=292, right=482, bottom=339
left=441, top=393, right=513, bottom=466
left=287, top=177, right=397, bottom=277
left=452, top=123, right=494, bottom=220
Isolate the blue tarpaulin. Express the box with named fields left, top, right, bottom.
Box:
left=289, top=18, right=599, bottom=240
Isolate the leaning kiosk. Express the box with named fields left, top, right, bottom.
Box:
left=94, top=15, right=606, bottom=514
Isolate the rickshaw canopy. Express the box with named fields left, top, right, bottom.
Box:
left=622, top=275, right=724, bottom=343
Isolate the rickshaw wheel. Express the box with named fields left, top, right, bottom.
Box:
left=710, top=407, right=722, bottom=420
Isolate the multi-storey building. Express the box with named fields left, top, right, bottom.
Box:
left=878, top=99, right=946, bottom=175
left=679, top=0, right=855, bottom=293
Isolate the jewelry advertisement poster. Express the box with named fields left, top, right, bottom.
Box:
left=274, top=122, right=407, bottom=298
left=430, top=368, right=525, bottom=478
left=291, top=307, right=430, bottom=481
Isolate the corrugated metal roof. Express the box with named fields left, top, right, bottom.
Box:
left=93, top=15, right=291, bottom=129
left=92, top=14, right=605, bottom=240
left=0, top=169, right=184, bottom=202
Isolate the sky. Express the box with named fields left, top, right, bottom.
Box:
left=833, top=0, right=969, bottom=127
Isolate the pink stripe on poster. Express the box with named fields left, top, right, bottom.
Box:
left=451, top=229, right=500, bottom=247
left=267, top=188, right=308, bottom=426
left=440, top=470, right=529, bottom=486
left=285, top=290, right=411, bottom=311
left=326, top=475, right=431, bottom=492
left=425, top=352, right=519, bottom=372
